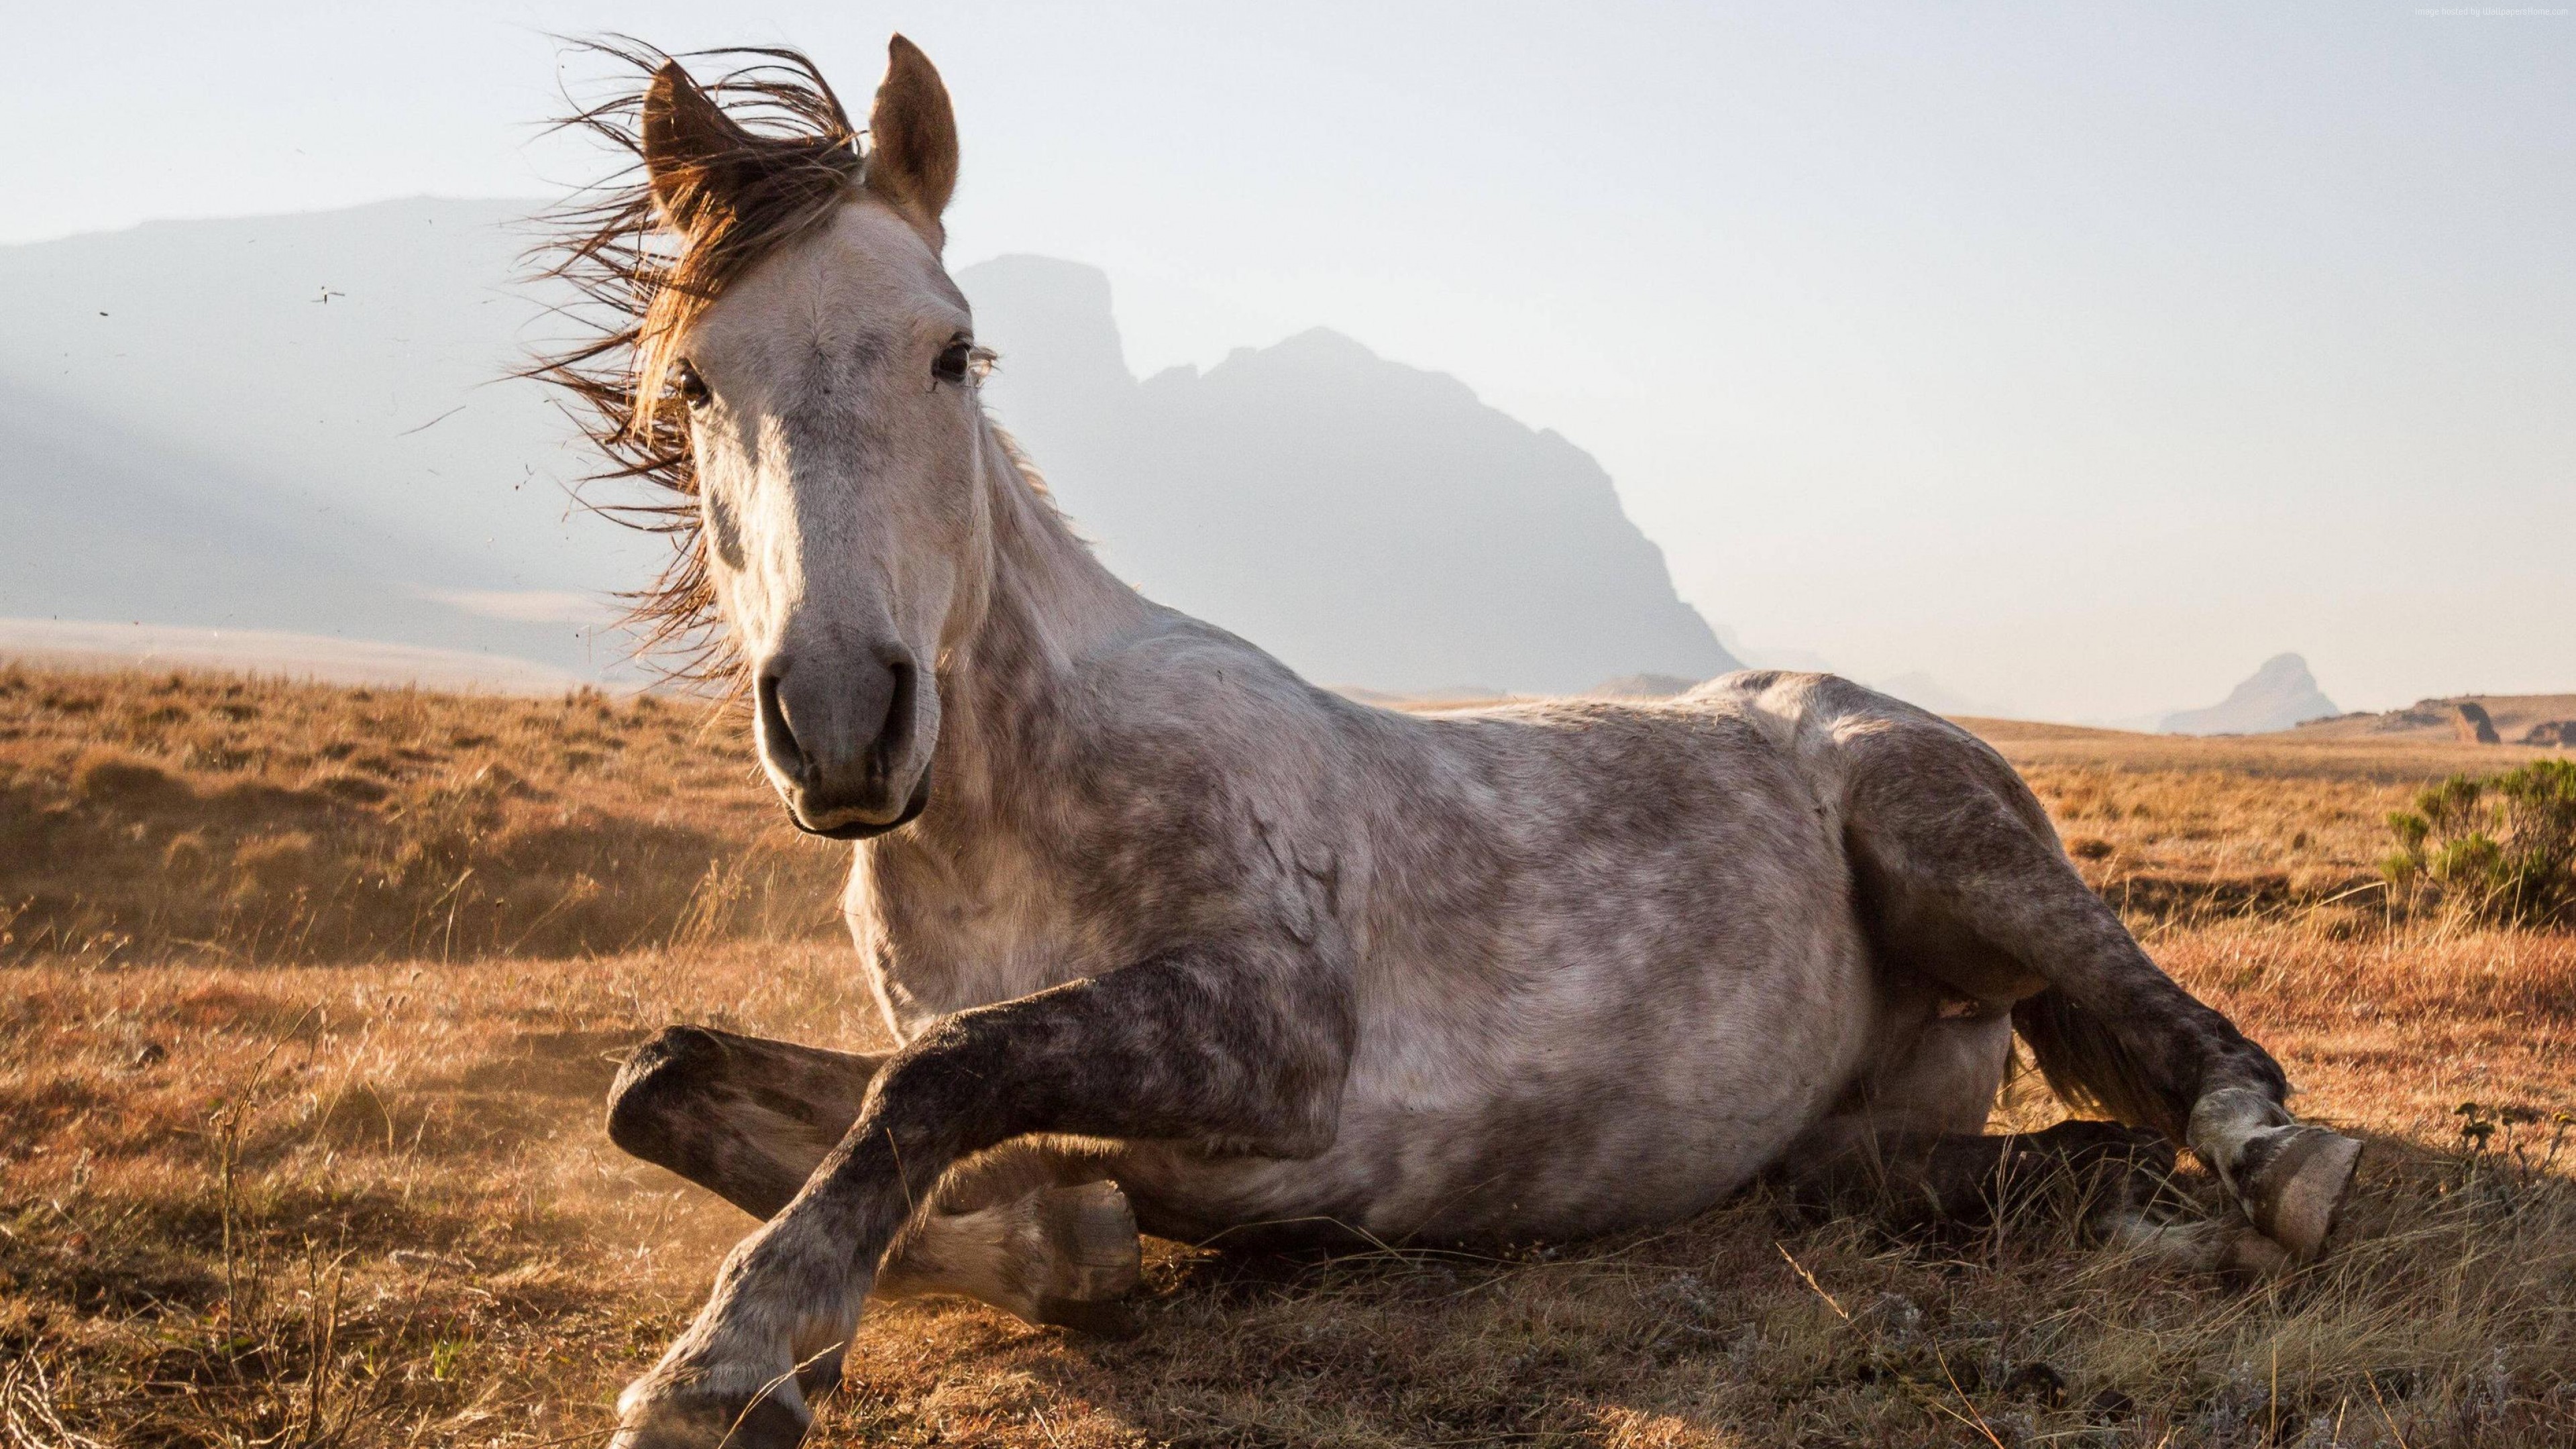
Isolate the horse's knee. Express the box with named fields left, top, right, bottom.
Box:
left=2020, top=1118, right=2173, bottom=1171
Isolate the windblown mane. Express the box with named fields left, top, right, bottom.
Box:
left=528, top=42, right=865, bottom=686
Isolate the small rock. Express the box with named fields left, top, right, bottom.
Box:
left=1863, top=1291, right=1922, bottom=1330
left=2291, top=1413, right=2341, bottom=1448
left=2084, top=1387, right=2134, bottom=1422
left=1645, top=1271, right=1717, bottom=1322
left=2004, top=1360, right=2067, bottom=1407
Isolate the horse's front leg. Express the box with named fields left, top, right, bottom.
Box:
left=608, top=940, right=1352, bottom=1449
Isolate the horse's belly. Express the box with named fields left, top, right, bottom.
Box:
left=1114, top=930, right=1878, bottom=1244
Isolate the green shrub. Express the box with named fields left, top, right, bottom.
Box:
left=2381, top=758, right=2576, bottom=926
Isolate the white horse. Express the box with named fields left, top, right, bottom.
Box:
left=534, top=39, right=2364, bottom=1448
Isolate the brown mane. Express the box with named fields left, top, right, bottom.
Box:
left=527, top=42, right=865, bottom=686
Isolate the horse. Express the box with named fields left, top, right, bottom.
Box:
left=532, top=38, right=2364, bottom=1448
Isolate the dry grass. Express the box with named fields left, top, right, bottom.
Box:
left=1967, top=720, right=2569, bottom=932
left=0, top=663, right=847, bottom=965
left=4, top=665, right=2573, bottom=1446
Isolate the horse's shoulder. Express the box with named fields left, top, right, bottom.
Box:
left=1077, top=616, right=1354, bottom=747
left=1089, top=612, right=1295, bottom=690
left=1058, top=617, right=1371, bottom=833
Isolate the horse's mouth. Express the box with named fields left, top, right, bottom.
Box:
left=788, top=773, right=932, bottom=841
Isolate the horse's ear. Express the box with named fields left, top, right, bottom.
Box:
left=641, top=60, right=755, bottom=237
left=865, top=35, right=958, bottom=244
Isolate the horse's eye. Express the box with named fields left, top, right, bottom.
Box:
left=676, top=359, right=710, bottom=409
left=932, top=339, right=975, bottom=386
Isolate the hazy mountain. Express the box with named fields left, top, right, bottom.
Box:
left=0, top=376, right=600, bottom=671
left=964, top=255, right=1738, bottom=694
left=1, top=203, right=1733, bottom=694
left=0, top=198, right=646, bottom=678
left=2161, top=653, right=2341, bottom=735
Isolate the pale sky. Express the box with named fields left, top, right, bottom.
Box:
left=10, top=2, right=2571, bottom=720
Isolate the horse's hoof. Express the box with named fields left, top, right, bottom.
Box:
left=2099, top=1212, right=2285, bottom=1279
left=1032, top=1293, right=1141, bottom=1338
left=612, top=1369, right=811, bottom=1449
left=2236, top=1124, right=2362, bottom=1263
left=1038, top=1179, right=1142, bottom=1305
left=2222, top=1225, right=2293, bottom=1279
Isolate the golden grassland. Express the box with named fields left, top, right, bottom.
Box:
left=3, top=665, right=2573, bottom=1448
left=1968, top=718, right=2569, bottom=929
left=0, top=664, right=848, bottom=967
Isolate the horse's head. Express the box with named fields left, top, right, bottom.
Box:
left=631, top=38, right=981, bottom=839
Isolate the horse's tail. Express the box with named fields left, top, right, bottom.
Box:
left=2011, top=989, right=2192, bottom=1141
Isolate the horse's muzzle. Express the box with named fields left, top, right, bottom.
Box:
left=755, top=647, right=930, bottom=838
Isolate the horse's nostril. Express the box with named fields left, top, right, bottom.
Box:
left=874, top=656, right=917, bottom=767
left=756, top=664, right=807, bottom=781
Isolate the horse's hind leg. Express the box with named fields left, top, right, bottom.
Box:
left=1786, top=1114, right=2293, bottom=1275
left=604, top=1026, right=1141, bottom=1329
left=1833, top=701, right=2361, bottom=1263
left=1782, top=996, right=2290, bottom=1275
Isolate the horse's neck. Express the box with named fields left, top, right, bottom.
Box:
left=851, top=423, right=1159, bottom=1020
left=928, top=419, right=1149, bottom=828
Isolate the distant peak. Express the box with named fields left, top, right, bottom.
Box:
left=1198, top=327, right=1388, bottom=371
left=1273, top=326, right=1377, bottom=358
left=1204, top=327, right=1478, bottom=404
left=960, top=253, right=1112, bottom=290
left=2160, top=651, right=2337, bottom=735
